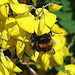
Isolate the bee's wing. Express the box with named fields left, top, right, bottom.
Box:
left=52, top=39, right=56, bottom=44
left=20, top=59, right=36, bottom=65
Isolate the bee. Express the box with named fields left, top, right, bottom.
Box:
left=30, top=31, right=55, bottom=54
left=19, top=31, right=56, bottom=64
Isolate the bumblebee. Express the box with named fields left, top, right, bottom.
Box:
left=30, top=31, right=55, bottom=54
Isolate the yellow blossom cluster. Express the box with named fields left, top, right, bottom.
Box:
left=0, top=0, right=72, bottom=74
left=0, top=0, right=62, bottom=58
left=33, top=24, right=70, bottom=71
left=0, top=51, right=22, bottom=75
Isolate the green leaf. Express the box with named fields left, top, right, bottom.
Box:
left=55, top=63, right=66, bottom=72
left=53, top=11, right=73, bottom=20
left=72, top=35, right=75, bottom=43
left=59, top=20, right=75, bottom=33
left=61, top=0, right=72, bottom=11
left=51, top=0, right=61, bottom=4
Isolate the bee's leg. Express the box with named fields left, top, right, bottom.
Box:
left=50, top=30, right=52, bottom=35
left=53, top=48, right=55, bottom=54
left=33, top=50, right=36, bottom=56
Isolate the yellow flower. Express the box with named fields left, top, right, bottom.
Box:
left=35, top=8, right=57, bottom=35
left=64, top=64, right=75, bottom=75
left=10, top=3, right=29, bottom=14
left=34, top=16, right=50, bottom=35
left=1, top=29, right=17, bottom=52
left=62, top=46, right=70, bottom=57
left=16, top=13, right=35, bottom=33
left=50, top=25, right=70, bottom=66
left=0, top=4, right=9, bottom=18
left=31, top=51, right=39, bottom=62
left=57, top=64, right=75, bottom=75
left=1, top=30, right=10, bottom=51
left=0, top=0, right=9, bottom=5
left=31, top=24, right=70, bottom=70
left=51, top=24, right=68, bottom=35
left=48, top=3, right=63, bottom=11
left=53, top=50, right=63, bottom=65
left=0, top=62, right=9, bottom=75
left=3, top=17, right=33, bottom=58
left=5, top=18, right=20, bottom=36
left=40, top=54, right=50, bottom=71
left=0, top=51, right=22, bottom=75
left=16, top=40, right=25, bottom=59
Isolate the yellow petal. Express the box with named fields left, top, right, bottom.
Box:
left=34, top=19, right=50, bottom=35
left=0, top=51, right=9, bottom=68
left=39, top=18, right=45, bottom=34
left=52, top=35, right=66, bottom=51
left=31, top=51, right=39, bottom=62
left=52, top=24, right=68, bottom=35
left=45, top=12, right=57, bottom=28
left=10, top=3, right=28, bottom=14
left=1, top=40, right=10, bottom=51
left=0, top=62, right=9, bottom=75
left=0, top=0, right=9, bottom=5
left=0, top=39, right=2, bottom=45
left=60, top=28, right=69, bottom=36
left=49, top=3, right=63, bottom=11
left=7, top=61, right=22, bottom=72
left=5, top=18, right=15, bottom=26
left=11, top=0, right=19, bottom=4
left=0, top=20, right=5, bottom=32
left=65, top=64, right=75, bottom=74
left=17, top=29, right=29, bottom=42
left=62, top=46, right=70, bottom=57
left=40, top=54, right=50, bottom=70
left=53, top=50, right=63, bottom=65
left=1, top=30, right=8, bottom=40
left=5, top=18, right=20, bottom=36
left=5, top=18, right=16, bottom=30
left=35, top=24, right=50, bottom=35
left=8, top=25, right=20, bottom=36
left=51, top=24, right=62, bottom=34
left=1, top=30, right=10, bottom=50
left=36, top=8, right=49, bottom=16
left=16, top=14, right=35, bottom=33
left=0, top=4, right=9, bottom=18
left=34, top=18, right=45, bottom=35
left=17, top=36, right=29, bottom=42
left=25, top=42, right=34, bottom=56
left=36, top=8, right=57, bottom=27
left=16, top=41, right=25, bottom=59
